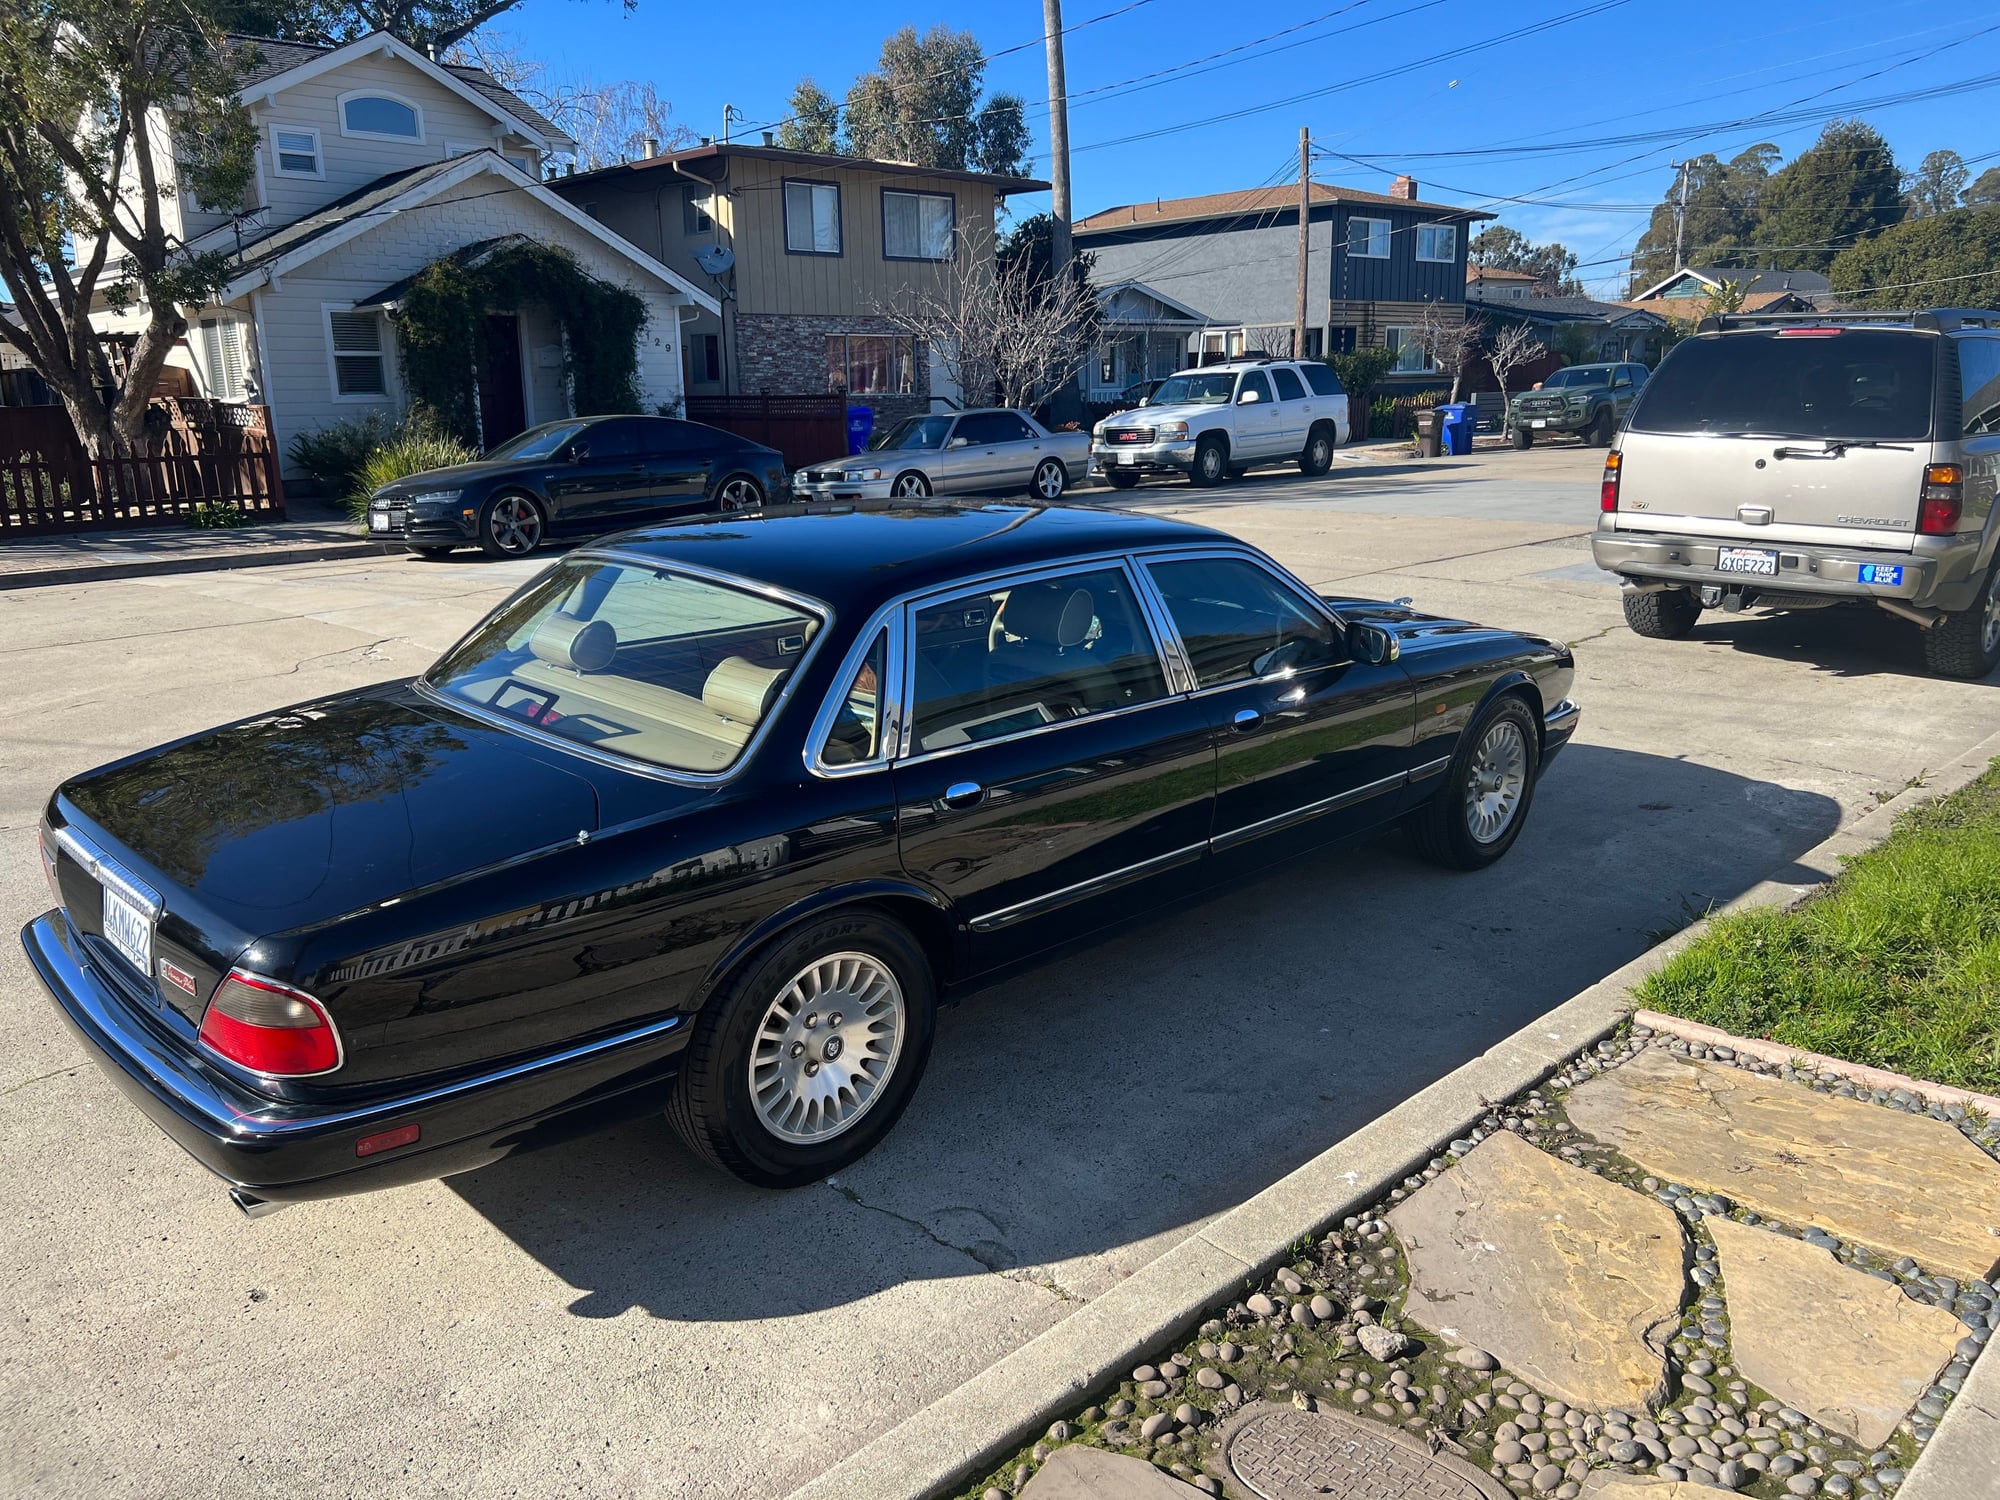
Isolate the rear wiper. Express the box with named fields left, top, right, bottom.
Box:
left=1771, top=439, right=1913, bottom=459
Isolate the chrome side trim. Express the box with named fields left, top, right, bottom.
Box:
left=803, top=597, right=906, bottom=779
left=967, top=840, right=1208, bottom=933
left=1407, top=754, right=1452, bottom=783
left=895, top=693, right=1181, bottom=770
left=52, top=825, right=163, bottom=919
left=1208, top=769, right=1409, bottom=853
left=1544, top=699, right=1582, bottom=735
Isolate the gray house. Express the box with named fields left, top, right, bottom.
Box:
left=1075, top=176, right=1495, bottom=382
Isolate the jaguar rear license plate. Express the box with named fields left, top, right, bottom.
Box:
left=100, top=883, right=153, bottom=975
left=1717, top=547, right=1779, bottom=576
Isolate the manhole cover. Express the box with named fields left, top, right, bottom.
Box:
left=1220, top=1404, right=1513, bottom=1500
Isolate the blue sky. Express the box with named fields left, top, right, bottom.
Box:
left=500, top=0, right=2000, bottom=296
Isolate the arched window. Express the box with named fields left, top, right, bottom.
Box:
left=339, top=92, right=422, bottom=141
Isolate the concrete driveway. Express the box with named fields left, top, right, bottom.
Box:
left=2, top=445, right=1993, bottom=1498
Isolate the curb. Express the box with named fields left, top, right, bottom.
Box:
left=0, top=537, right=387, bottom=592
left=786, top=726, right=2000, bottom=1500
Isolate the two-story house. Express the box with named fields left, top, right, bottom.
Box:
left=550, top=144, right=1048, bottom=427
left=1075, top=176, right=1495, bottom=388
left=90, top=31, right=717, bottom=483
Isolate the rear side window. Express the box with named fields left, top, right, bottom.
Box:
left=1303, top=364, right=1345, bottom=397
left=1271, top=367, right=1307, bottom=401
left=1632, top=330, right=1935, bottom=441
left=1960, top=338, right=2000, bottom=436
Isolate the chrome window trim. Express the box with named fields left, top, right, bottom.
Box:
left=968, top=839, right=1208, bottom=932
left=1133, top=545, right=1354, bottom=693
left=1208, top=769, right=1409, bottom=852
left=53, top=825, right=163, bottom=919
left=895, top=693, right=1190, bottom=771
left=417, top=549, right=834, bottom=787
left=804, top=600, right=906, bottom=779
left=896, top=553, right=1180, bottom=763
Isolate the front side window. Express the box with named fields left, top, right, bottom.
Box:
left=1633, top=330, right=1936, bottom=440
left=485, top=421, right=588, bottom=460
left=883, top=190, right=955, bottom=260
left=1147, top=556, right=1342, bottom=687
left=955, top=411, right=1035, bottom=445
left=326, top=309, right=387, bottom=396
left=1347, top=217, right=1390, bottom=258
left=341, top=93, right=421, bottom=140
left=1416, top=224, right=1457, bottom=262
left=909, top=567, right=1168, bottom=753
left=1237, top=371, right=1274, bottom=404
left=786, top=180, right=842, bottom=254
left=426, top=559, right=822, bottom=774
left=821, top=630, right=889, bottom=767
left=871, top=415, right=954, bottom=451
left=271, top=126, right=320, bottom=177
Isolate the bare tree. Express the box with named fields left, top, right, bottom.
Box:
left=446, top=33, right=694, bottom=171
left=1484, top=320, right=1543, bottom=423
left=1410, top=303, right=1483, bottom=402
left=1246, top=324, right=1295, bottom=357
left=880, top=223, right=1096, bottom=411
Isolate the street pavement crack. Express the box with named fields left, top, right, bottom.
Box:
left=1312, top=530, right=1591, bottom=588
left=825, top=1181, right=1079, bottom=1299
left=2, top=1065, right=83, bottom=1099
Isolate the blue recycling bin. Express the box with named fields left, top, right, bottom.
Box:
left=846, top=405, right=875, bottom=456
left=1438, top=403, right=1473, bottom=456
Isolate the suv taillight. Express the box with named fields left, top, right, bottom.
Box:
left=1918, top=463, right=1963, bottom=535
left=198, top=970, right=342, bottom=1077
left=1600, top=451, right=1622, bottom=512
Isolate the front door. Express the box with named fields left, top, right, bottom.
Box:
left=893, top=562, right=1215, bottom=970
left=1142, top=553, right=1416, bottom=861
left=543, top=418, right=651, bottom=529
left=478, top=314, right=528, bottom=450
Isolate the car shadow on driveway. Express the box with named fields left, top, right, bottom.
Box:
left=449, top=744, right=1840, bottom=1323
left=1687, top=606, right=1994, bottom=680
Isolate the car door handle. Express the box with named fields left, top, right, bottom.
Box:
left=1232, top=708, right=1262, bottom=733
left=941, top=781, right=985, bottom=809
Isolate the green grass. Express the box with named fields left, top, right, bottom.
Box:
left=1637, top=762, right=2000, bottom=1092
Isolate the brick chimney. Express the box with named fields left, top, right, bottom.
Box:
left=1391, top=174, right=1418, bottom=201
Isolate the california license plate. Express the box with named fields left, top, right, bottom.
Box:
left=1531, top=419, right=1548, bottom=428
left=1717, top=547, right=1779, bottom=576
left=100, top=883, right=153, bottom=975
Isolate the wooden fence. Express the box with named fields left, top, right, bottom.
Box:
left=1, top=399, right=285, bottom=538
left=685, top=394, right=847, bottom=470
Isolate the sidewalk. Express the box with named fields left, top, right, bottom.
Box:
left=0, top=502, right=384, bottom=591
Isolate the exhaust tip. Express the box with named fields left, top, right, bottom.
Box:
left=229, top=1187, right=290, bottom=1219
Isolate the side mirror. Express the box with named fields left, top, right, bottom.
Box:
left=947, top=436, right=971, bottom=449
left=1350, top=623, right=1400, bottom=665
left=1238, top=389, right=1261, bottom=405
left=567, top=442, right=590, bottom=462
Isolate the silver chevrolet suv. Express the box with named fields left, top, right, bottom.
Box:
left=1594, top=309, right=2000, bottom=678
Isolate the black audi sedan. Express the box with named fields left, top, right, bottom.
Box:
left=365, top=414, right=787, bottom=559
left=26, top=503, right=1577, bottom=1213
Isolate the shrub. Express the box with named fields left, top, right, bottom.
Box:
left=288, top=413, right=393, bottom=495
left=1328, top=347, right=1394, bottom=407
left=347, top=431, right=481, bottom=524
left=1366, top=389, right=1450, bottom=440
left=188, top=500, right=252, bottom=529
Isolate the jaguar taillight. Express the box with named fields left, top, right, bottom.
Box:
left=1918, top=463, right=1963, bottom=535
left=197, top=970, right=342, bottom=1077
left=1600, top=451, right=1623, bottom=513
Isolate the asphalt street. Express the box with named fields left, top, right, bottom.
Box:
left=2, top=444, right=1993, bottom=1499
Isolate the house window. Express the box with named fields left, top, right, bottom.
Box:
left=340, top=92, right=423, bottom=141
left=1346, top=217, right=1390, bottom=259
left=684, top=187, right=713, bottom=235
left=197, top=316, right=249, bottom=401
left=325, top=308, right=389, bottom=398
left=785, top=180, right=842, bottom=255
left=270, top=126, right=321, bottom=178
left=692, top=333, right=720, bottom=383
left=1303, top=328, right=1324, bottom=359
left=825, top=334, right=913, bottom=394
left=1416, top=224, right=1457, bottom=263
left=882, top=190, right=955, bottom=260
left=1382, top=327, right=1436, bottom=374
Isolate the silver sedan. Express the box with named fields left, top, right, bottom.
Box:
left=792, top=409, right=1092, bottom=503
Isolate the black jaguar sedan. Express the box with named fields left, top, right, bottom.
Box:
left=365, top=414, right=788, bottom=559
left=26, top=503, right=1577, bottom=1213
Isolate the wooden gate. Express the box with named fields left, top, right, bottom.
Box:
left=685, top=394, right=847, bottom=470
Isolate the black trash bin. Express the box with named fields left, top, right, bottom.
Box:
left=1415, top=408, right=1443, bottom=458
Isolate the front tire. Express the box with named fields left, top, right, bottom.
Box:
left=1623, top=586, right=1702, bottom=639
left=1589, top=407, right=1616, bottom=447
left=1510, top=426, right=1533, bottom=450
left=1299, top=423, right=1335, bottom=476
left=1031, top=458, right=1067, bottom=501
left=478, top=492, right=545, bottom=558
left=1103, top=469, right=1141, bottom=490
left=1922, top=563, right=2000, bottom=679
left=715, top=474, right=765, bottom=511
left=667, top=910, right=937, bottom=1188
left=891, top=471, right=931, bottom=498
left=1189, top=436, right=1229, bottom=488
left=1409, top=696, right=1541, bottom=871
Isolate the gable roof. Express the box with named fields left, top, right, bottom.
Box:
left=1468, top=265, right=1540, bottom=283
left=227, top=32, right=571, bottom=151
left=1475, top=293, right=1669, bottom=327
left=214, top=150, right=718, bottom=314
left=563, top=142, right=1048, bottom=195
left=1076, top=181, right=1494, bottom=234
left=1631, top=265, right=1830, bottom=300
left=1097, top=279, right=1211, bottom=325
left=1615, top=288, right=1814, bottom=320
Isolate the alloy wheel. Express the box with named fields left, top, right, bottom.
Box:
left=1984, top=568, right=2000, bottom=655
left=1033, top=460, right=1065, bottom=500
left=1464, top=719, right=1529, bottom=844
left=487, top=495, right=542, bottom=554
left=1310, top=435, right=1331, bottom=469
left=892, top=473, right=930, bottom=498
left=718, top=477, right=762, bottom=511
left=749, top=952, right=906, bottom=1144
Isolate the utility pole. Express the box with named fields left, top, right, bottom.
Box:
left=1043, top=0, right=1080, bottom=425
left=1295, top=127, right=1311, bottom=360
left=1671, top=159, right=1692, bottom=271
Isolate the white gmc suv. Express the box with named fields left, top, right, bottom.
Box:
left=1091, top=359, right=1351, bottom=489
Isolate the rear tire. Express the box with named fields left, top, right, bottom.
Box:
left=1510, top=426, right=1533, bottom=450
left=1622, top=586, right=1702, bottom=639
left=1103, top=469, right=1141, bottom=490
left=667, top=910, right=937, bottom=1189
left=1299, top=423, right=1335, bottom=476
left=1409, top=695, right=1541, bottom=871
left=1189, top=436, right=1229, bottom=487
left=1922, top=563, right=2000, bottom=679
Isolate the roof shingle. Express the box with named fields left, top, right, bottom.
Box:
left=1076, top=181, right=1493, bottom=233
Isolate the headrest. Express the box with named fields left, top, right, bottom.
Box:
left=1002, top=584, right=1094, bottom=648
left=704, top=656, right=786, bottom=723
left=529, top=612, right=617, bottom=673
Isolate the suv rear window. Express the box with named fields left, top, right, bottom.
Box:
left=1302, top=363, right=1345, bottom=397
left=1631, top=329, right=1935, bottom=441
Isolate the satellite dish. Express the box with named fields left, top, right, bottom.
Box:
left=695, top=244, right=735, bottom=277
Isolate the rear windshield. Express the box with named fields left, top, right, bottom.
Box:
left=1632, top=330, right=1935, bottom=440
left=425, top=558, right=823, bottom=774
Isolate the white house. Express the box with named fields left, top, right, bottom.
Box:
left=93, top=32, right=717, bottom=484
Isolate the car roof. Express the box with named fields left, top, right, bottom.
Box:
left=592, top=502, right=1227, bottom=612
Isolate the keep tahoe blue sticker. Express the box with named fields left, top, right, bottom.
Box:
left=1859, top=564, right=1903, bottom=586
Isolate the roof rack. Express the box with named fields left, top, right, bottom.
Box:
left=1697, top=307, right=2000, bottom=334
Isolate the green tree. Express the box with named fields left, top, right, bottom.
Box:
left=1904, top=149, right=1969, bottom=218
left=1754, top=119, right=1902, bottom=271
left=1829, top=206, right=2000, bottom=308
left=1627, top=144, right=1778, bottom=290
left=1469, top=224, right=1580, bottom=295
left=800, top=25, right=1029, bottom=175
left=195, top=0, right=634, bottom=52
left=0, top=0, right=257, bottom=460
left=775, top=78, right=840, bottom=155
left=1965, top=165, right=2000, bottom=208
